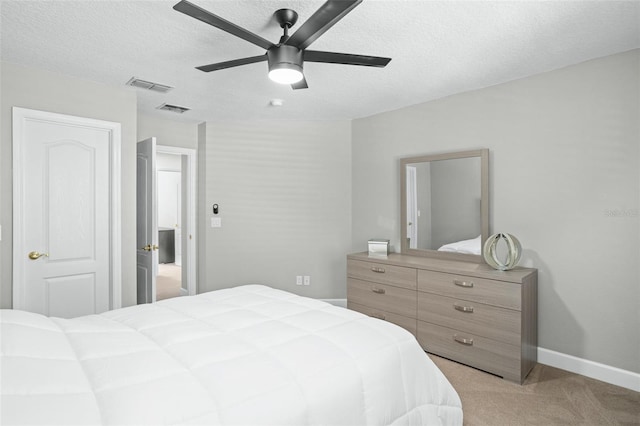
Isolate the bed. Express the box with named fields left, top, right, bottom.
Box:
left=1, top=284, right=462, bottom=425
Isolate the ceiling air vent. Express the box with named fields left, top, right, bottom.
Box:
left=157, top=103, right=190, bottom=114
left=126, top=77, right=173, bottom=93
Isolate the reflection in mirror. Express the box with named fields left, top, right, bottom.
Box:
left=407, top=157, right=481, bottom=251
left=401, top=149, right=488, bottom=262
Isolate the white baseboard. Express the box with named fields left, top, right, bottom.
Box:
left=538, top=347, right=640, bottom=392
left=321, top=298, right=347, bottom=308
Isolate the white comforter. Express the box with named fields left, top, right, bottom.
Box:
left=1, top=285, right=462, bottom=425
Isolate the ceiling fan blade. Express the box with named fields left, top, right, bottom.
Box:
left=291, top=75, right=308, bottom=90
left=285, top=0, right=362, bottom=50
left=304, top=50, right=391, bottom=67
left=173, top=0, right=275, bottom=51
left=196, top=55, right=267, bottom=72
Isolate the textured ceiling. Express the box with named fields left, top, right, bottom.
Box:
left=1, top=1, right=638, bottom=123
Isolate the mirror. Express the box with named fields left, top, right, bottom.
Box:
left=400, top=149, right=489, bottom=262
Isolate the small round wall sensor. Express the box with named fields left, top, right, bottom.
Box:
left=269, top=98, right=284, bottom=107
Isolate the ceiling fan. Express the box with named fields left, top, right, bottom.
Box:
left=173, top=0, right=391, bottom=89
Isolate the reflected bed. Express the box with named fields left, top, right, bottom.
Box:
left=438, top=235, right=482, bottom=256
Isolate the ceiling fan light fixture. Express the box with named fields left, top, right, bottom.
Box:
left=268, top=65, right=303, bottom=84
left=267, top=45, right=304, bottom=85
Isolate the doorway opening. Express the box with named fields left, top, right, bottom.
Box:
left=157, top=152, right=182, bottom=300
left=156, top=145, right=196, bottom=301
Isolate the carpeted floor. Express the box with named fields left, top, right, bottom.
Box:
left=429, top=354, right=640, bottom=425
left=157, top=263, right=183, bottom=301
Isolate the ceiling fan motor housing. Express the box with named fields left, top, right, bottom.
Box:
left=267, top=45, right=303, bottom=75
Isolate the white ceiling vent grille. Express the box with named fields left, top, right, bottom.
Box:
left=157, top=103, right=190, bottom=114
left=126, top=77, right=173, bottom=93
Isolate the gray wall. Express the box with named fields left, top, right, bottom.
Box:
left=156, top=153, right=181, bottom=229
left=199, top=120, right=352, bottom=298
left=137, top=113, right=198, bottom=149
left=430, top=157, right=481, bottom=248
left=352, top=49, right=639, bottom=373
left=0, top=61, right=138, bottom=308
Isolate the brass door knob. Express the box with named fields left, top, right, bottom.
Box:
left=28, top=251, right=49, bottom=260
left=141, top=244, right=152, bottom=251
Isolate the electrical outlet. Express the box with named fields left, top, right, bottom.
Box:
left=296, top=276, right=303, bottom=285
left=303, top=275, right=311, bottom=286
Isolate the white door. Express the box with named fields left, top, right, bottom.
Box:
left=136, top=138, right=158, bottom=304
left=12, top=107, right=121, bottom=318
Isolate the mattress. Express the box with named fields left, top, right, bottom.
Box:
left=1, top=284, right=462, bottom=425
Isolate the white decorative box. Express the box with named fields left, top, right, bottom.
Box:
left=368, top=239, right=390, bottom=257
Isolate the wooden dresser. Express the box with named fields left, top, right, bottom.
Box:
left=347, top=252, right=537, bottom=383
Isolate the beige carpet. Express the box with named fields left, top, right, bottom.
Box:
left=157, top=263, right=183, bottom=301
left=429, top=354, right=640, bottom=425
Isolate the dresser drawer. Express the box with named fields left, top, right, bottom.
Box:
left=347, top=278, right=416, bottom=318
left=417, top=292, right=520, bottom=346
left=347, top=259, right=417, bottom=290
left=417, top=321, right=521, bottom=382
left=348, top=302, right=417, bottom=336
left=418, top=269, right=521, bottom=310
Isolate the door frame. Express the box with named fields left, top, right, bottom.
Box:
left=12, top=107, right=122, bottom=311
left=156, top=145, right=197, bottom=296
left=406, top=165, right=418, bottom=249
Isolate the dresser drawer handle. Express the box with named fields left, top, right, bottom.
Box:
left=454, top=304, right=474, bottom=313
left=372, top=287, right=386, bottom=294
left=453, top=335, right=474, bottom=346
left=371, top=267, right=386, bottom=273
left=370, top=313, right=386, bottom=320
left=453, top=279, right=474, bottom=288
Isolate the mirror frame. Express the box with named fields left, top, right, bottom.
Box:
left=400, top=149, right=489, bottom=263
